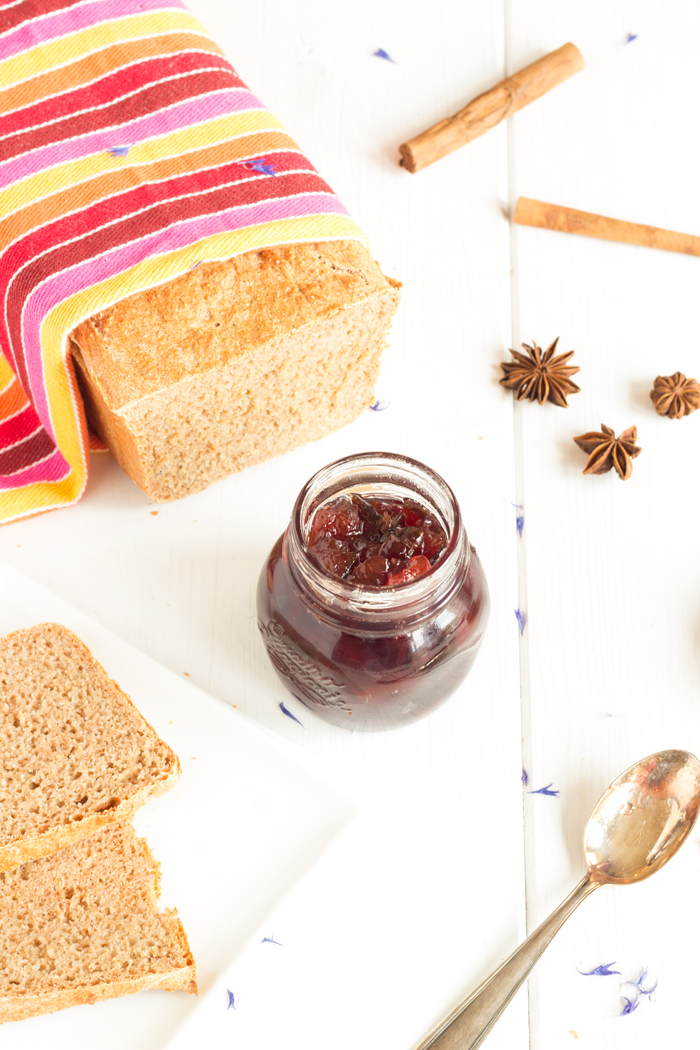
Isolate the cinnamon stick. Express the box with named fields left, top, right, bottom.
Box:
left=399, top=43, right=583, bottom=173
left=514, top=197, right=700, bottom=257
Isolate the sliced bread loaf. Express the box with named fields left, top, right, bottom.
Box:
left=0, top=822, right=196, bottom=1023
left=0, top=623, right=180, bottom=873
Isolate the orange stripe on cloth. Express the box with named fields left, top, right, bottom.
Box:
left=0, top=372, right=29, bottom=423
left=87, top=428, right=108, bottom=452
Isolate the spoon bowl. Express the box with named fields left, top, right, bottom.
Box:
left=417, top=749, right=700, bottom=1050
left=585, top=748, right=700, bottom=883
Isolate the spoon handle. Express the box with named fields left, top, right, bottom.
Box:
left=415, top=874, right=599, bottom=1050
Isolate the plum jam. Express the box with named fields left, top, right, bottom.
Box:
left=307, top=493, right=448, bottom=587
left=257, top=452, right=490, bottom=732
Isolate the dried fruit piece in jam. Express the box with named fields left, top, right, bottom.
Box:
left=307, top=494, right=448, bottom=586
left=386, top=555, right=432, bottom=587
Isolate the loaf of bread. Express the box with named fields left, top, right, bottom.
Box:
left=0, top=0, right=402, bottom=521
left=70, top=240, right=400, bottom=502
left=0, top=823, right=197, bottom=1023
left=0, top=623, right=180, bottom=873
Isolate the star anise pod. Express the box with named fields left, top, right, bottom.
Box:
left=650, top=372, right=700, bottom=419
left=573, top=424, right=641, bottom=481
left=500, top=338, right=580, bottom=407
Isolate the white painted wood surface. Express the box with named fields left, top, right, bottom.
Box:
left=1, top=1, right=699, bottom=1048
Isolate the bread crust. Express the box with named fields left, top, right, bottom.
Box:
left=0, top=769, right=179, bottom=872
left=70, top=239, right=396, bottom=408
left=0, top=965, right=197, bottom=1023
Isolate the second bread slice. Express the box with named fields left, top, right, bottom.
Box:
left=0, top=823, right=197, bottom=1023
left=0, top=623, right=180, bottom=873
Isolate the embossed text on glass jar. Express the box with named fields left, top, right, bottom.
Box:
left=256, top=452, right=490, bottom=731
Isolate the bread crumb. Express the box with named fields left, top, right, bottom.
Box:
left=150, top=511, right=158, bottom=516
left=569, top=1032, right=579, bottom=1041
left=183, top=672, right=190, bottom=677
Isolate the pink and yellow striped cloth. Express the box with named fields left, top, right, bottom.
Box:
left=0, top=0, right=367, bottom=524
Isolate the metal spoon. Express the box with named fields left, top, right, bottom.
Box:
left=416, top=749, right=700, bottom=1050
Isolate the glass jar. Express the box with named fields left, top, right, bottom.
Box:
left=256, top=452, right=489, bottom=731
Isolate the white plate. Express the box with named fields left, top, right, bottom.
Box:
left=0, top=564, right=358, bottom=1049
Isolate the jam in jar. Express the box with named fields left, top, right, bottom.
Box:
left=307, top=491, right=448, bottom=586
left=257, top=452, right=489, bottom=731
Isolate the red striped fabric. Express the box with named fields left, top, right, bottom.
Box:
left=0, top=0, right=367, bottom=521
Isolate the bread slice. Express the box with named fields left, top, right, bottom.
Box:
left=70, top=239, right=401, bottom=502
left=0, top=822, right=196, bottom=1023
left=0, top=623, right=180, bottom=873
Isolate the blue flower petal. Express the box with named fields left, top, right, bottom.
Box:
left=279, top=701, right=303, bottom=726
left=579, top=962, right=621, bottom=976
left=529, top=783, right=560, bottom=797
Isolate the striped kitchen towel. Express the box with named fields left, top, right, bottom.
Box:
left=0, top=0, right=367, bottom=524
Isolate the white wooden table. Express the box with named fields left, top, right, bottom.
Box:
left=2, top=2, right=700, bottom=1047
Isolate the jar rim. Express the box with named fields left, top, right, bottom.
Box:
left=286, top=451, right=469, bottom=622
